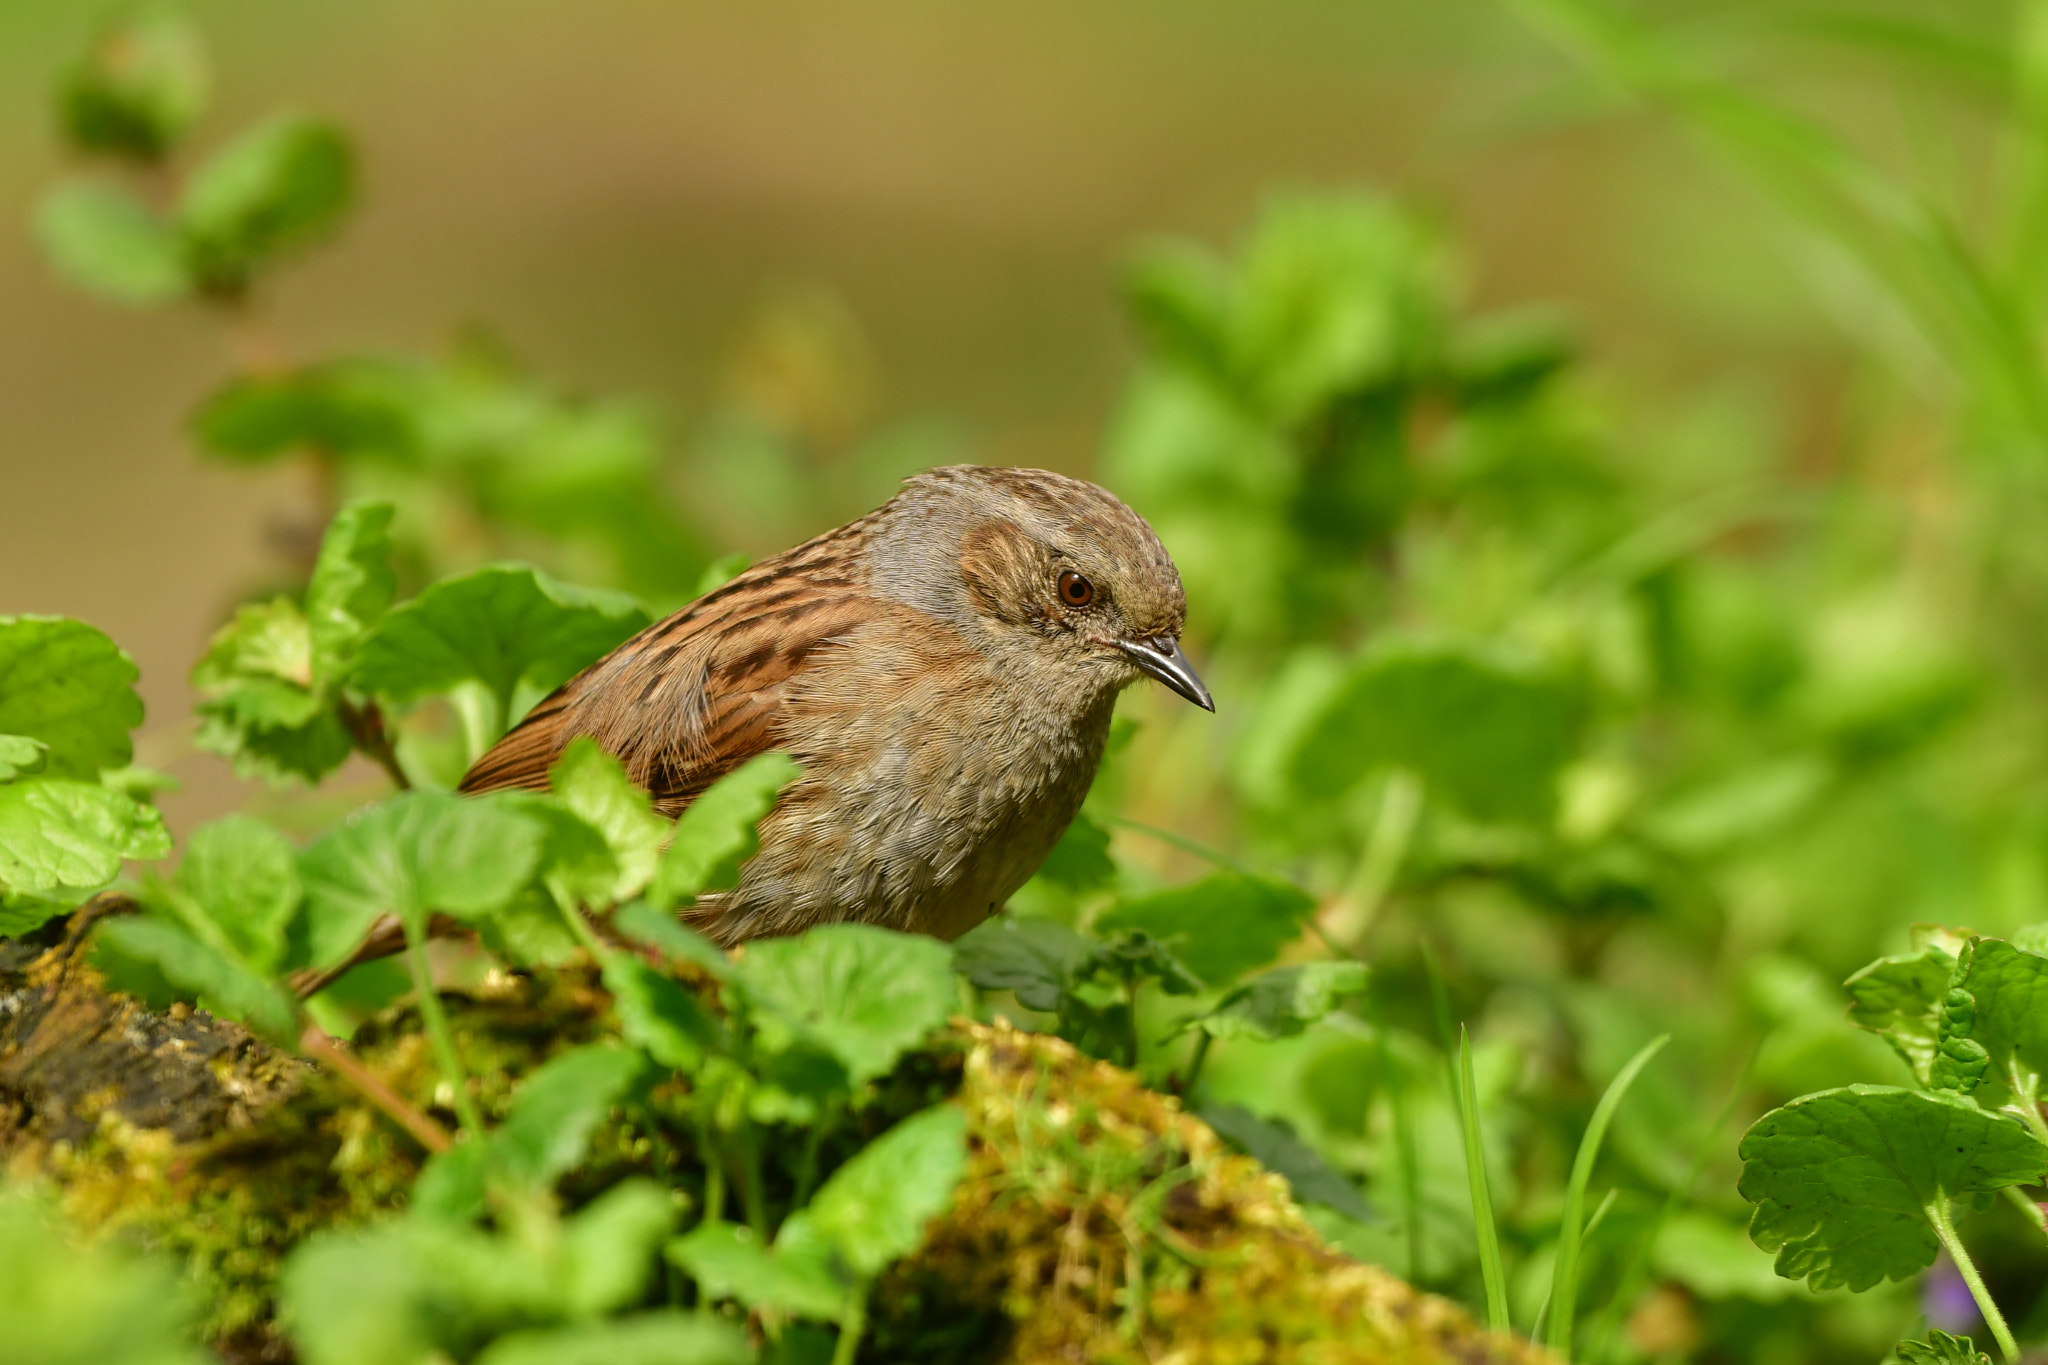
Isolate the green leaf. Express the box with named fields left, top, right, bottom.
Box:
left=611, top=901, right=732, bottom=980
left=1198, top=1102, right=1371, bottom=1221
left=951, top=916, right=1089, bottom=1012
left=791, top=1103, right=969, bottom=1276
left=472, top=1314, right=752, bottom=1365
left=1737, top=1084, right=2048, bottom=1291
left=1845, top=943, right=1957, bottom=1086
left=559, top=1179, right=677, bottom=1316
left=190, top=598, right=352, bottom=785
left=0, top=779, right=170, bottom=896
left=1193, top=960, right=1369, bottom=1042
left=1034, top=810, right=1116, bottom=893
left=1095, top=872, right=1316, bottom=988
left=350, top=564, right=648, bottom=720
left=666, top=1221, right=854, bottom=1321
left=0, top=616, right=146, bottom=778
left=56, top=3, right=209, bottom=162
left=0, top=1189, right=210, bottom=1365
left=1895, top=1331, right=1994, bottom=1365
left=1073, top=929, right=1204, bottom=998
left=304, top=501, right=396, bottom=681
left=1938, top=937, right=2048, bottom=1113
left=171, top=814, right=301, bottom=972
left=1291, top=643, right=1583, bottom=823
left=735, top=924, right=957, bottom=1087
left=549, top=739, right=669, bottom=902
left=0, top=735, right=50, bottom=782
left=190, top=359, right=415, bottom=465
left=93, top=916, right=299, bottom=1044
left=177, top=114, right=354, bottom=295
left=414, top=1045, right=646, bottom=1220
left=33, top=182, right=190, bottom=305
left=297, top=792, right=546, bottom=968
left=649, top=752, right=801, bottom=909
left=602, top=956, right=722, bottom=1070
left=1, top=891, right=75, bottom=939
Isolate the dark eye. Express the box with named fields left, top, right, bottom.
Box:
left=1058, top=571, right=1095, bottom=608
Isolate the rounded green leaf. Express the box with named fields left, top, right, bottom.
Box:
left=177, top=113, right=354, bottom=296
left=34, top=182, right=190, bottom=305
left=0, top=778, right=169, bottom=896
left=1737, top=1084, right=2048, bottom=1292
left=735, top=923, right=956, bottom=1087
left=1939, top=938, right=2048, bottom=1112
left=0, top=736, right=50, bottom=783
left=650, top=752, right=800, bottom=908
left=1196, top=960, right=1369, bottom=1042
left=173, top=814, right=301, bottom=972
left=56, top=3, right=210, bottom=162
left=1095, top=872, right=1316, bottom=988
left=0, top=616, right=145, bottom=779
left=790, top=1103, right=969, bottom=1276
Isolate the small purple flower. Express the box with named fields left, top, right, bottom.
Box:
left=1924, top=1253, right=1984, bottom=1334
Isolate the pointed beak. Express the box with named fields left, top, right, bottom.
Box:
left=1117, top=635, right=1215, bottom=712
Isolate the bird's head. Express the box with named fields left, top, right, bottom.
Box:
left=871, top=465, right=1212, bottom=711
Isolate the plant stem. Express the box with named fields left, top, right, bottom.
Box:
left=299, top=1024, right=452, bottom=1154
left=2002, top=1183, right=2048, bottom=1238
left=740, top=1124, right=770, bottom=1241
left=1456, top=1028, right=1511, bottom=1334
left=404, top=930, right=484, bottom=1134
left=1547, top=1033, right=1670, bottom=1359
left=698, top=1117, right=726, bottom=1226
left=830, top=1298, right=868, bottom=1365
left=1327, top=769, right=1422, bottom=946
left=1183, top=1031, right=1214, bottom=1095
left=1929, top=1198, right=2019, bottom=1363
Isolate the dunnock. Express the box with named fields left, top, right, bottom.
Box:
left=463, top=464, right=1211, bottom=945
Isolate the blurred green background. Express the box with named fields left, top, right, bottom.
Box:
left=3, top=0, right=1851, bottom=838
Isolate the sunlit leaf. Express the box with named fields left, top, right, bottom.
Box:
left=1191, top=960, right=1368, bottom=1042
left=1096, top=873, right=1315, bottom=988
left=649, top=752, right=800, bottom=909
left=0, top=779, right=169, bottom=896
left=34, top=182, right=189, bottom=305
left=0, top=616, right=146, bottom=779
left=178, top=114, right=354, bottom=295
left=56, top=3, right=209, bottom=161
left=789, top=1103, right=969, bottom=1276
left=736, top=924, right=956, bottom=1087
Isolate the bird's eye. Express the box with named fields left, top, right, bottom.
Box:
left=1057, top=571, right=1095, bottom=608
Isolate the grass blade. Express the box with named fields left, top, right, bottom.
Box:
left=1546, top=1033, right=1670, bottom=1360
left=1456, top=1027, right=1511, bottom=1334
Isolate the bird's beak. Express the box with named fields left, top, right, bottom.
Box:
left=1117, top=635, right=1215, bottom=712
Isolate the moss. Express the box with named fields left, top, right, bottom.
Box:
left=6, top=939, right=1553, bottom=1365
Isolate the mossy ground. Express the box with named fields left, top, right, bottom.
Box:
left=3, top=935, right=1550, bottom=1365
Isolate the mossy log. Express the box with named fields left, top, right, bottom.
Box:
left=2, top=916, right=1552, bottom=1365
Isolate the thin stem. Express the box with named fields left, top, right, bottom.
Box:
left=1182, top=1031, right=1214, bottom=1096
left=1929, top=1198, right=2019, bottom=1364
left=1456, top=1028, right=1511, bottom=1334
left=830, top=1297, right=868, bottom=1365
left=550, top=886, right=610, bottom=960
left=1532, top=1188, right=1620, bottom=1347
left=1326, top=770, right=1422, bottom=946
left=2002, top=1183, right=2048, bottom=1239
left=299, top=1025, right=453, bottom=1154
left=1548, top=1034, right=1670, bottom=1359
left=740, top=1124, right=769, bottom=1241
left=698, top=1117, right=726, bottom=1227
left=405, top=931, right=484, bottom=1134
left=336, top=696, right=410, bottom=791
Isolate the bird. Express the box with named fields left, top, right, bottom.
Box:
left=460, top=464, right=1212, bottom=947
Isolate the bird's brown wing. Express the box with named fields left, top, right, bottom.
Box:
left=459, top=525, right=876, bottom=813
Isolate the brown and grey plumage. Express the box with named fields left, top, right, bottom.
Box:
left=459, top=464, right=1211, bottom=946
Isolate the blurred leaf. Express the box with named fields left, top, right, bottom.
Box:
left=0, top=893, right=72, bottom=939
left=952, top=916, right=1089, bottom=1012
left=1192, top=960, right=1368, bottom=1042
left=1198, top=1102, right=1372, bottom=1221
left=736, top=924, right=955, bottom=1087
left=472, top=1315, right=751, bottom=1365
left=1737, top=1085, right=2048, bottom=1291
left=1845, top=943, right=1957, bottom=1087
left=0, top=1190, right=209, bottom=1365
left=415, top=1045, right=646, bottom=1220
left=550, top=739, right=669, bottom=903
left=788, top=1103, right=969, bottom=1277
left=0, top=616, right=145, bottom=779
left=305, top=501, right=396, bottom=679
left=1096, top=873, right=1316, bottom=988
left=33, top=182, right=189, bottom=305
left=0, top=779, right=169, bottom=896
left=56, top=3, right=209, bottom=162
left=1937, top=938, right=2048, bottom=1113
left=94, top=915, right=299, bottom=1043
left=1034, top=810, right=1116, bottom=894
left=1895, top=1331, right=1994, bottom=1365
left=190, top=359, right=415, bottom=465
left=177, top=113, right=354, bottom=295
left=0, top=735, right=50, bottom=782
left=1291, top=643, right=1582, bottom=823
left=611, top=901, right=733, bottom=980
left=602, top=955, right=722, bottom=1071
left=191, top=598, right=352, bottom=785
left=559, top=1179, right=677, bottom=1316
left=296, top=791, right=545, bottom=967
left=667, top=1221, right=853, bottom=1321
left=170, top=813, right=301, bottom=971
left=1651, top=1211, right=1799, bottom=1303
left=350, top=564, right=648, bottom=719
left=1073, top=929, right=1203, bottom=999
left=649, top=752, right=801, bottom=909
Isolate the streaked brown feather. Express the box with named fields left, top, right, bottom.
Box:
left=459, top=508, right=885, bottom=814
